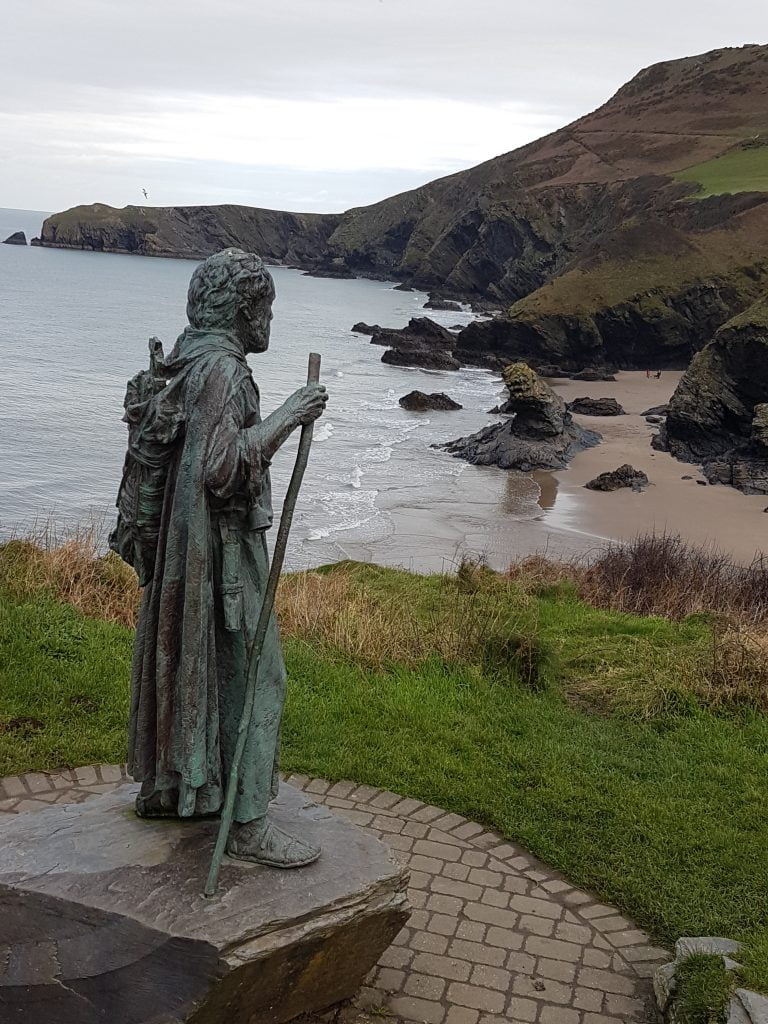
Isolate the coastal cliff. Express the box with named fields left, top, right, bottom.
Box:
left=37, top=44, right=768, bottom=370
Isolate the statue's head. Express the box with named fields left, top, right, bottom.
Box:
left=186, top=249, right=276, bottom=353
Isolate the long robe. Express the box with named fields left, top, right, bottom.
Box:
left=128, top=328, right=286, bottom=822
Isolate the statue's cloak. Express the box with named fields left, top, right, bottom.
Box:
left=128, top=328, right=285, bottom=821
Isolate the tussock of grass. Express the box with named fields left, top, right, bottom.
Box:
left=675, top=954, right=734, bottom=1024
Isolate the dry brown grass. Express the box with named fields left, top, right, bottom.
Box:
left=0, top=525, right=140, bottom=627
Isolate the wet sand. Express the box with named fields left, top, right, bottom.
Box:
left=335, top=372, right=767, bottom=573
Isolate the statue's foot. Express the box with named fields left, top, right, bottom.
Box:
left=226, top=816, right=321, bottom=868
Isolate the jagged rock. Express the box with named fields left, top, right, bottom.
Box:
left=392, top=282, right=414, bottom=291
left=399, top=391, right=463, bottom=411
left=424, top=297, right=462, bottom=312
left=438, top=363, right=600, bottom=470
left=571, top=368, right=617, bottom=382
left=642, top=404, right=669, bottom=417
left=2, top=231, right=26, bottom=245
left=585, top=464, right=649, bottom=491
left=371, top=317, right=461, bottom=370
left=646, top=415, right=662, bottom=424
left=29, top=236, right=42, bottom=246
left=568, top=397, right=625, bottom=416
left=534, top=364, right=568, bottom=378
left=383, top=347, right=460, bottom=371
left=351, top=322, right=380, bottom=335
left=655, top=297, right=768, bottom=493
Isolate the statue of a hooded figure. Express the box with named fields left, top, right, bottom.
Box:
left=111, top=248, right=328, bottom=868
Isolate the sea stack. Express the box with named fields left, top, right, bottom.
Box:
left=2, top=231, right=27, bottom=245
left=438, top=363, right=601, bottom=470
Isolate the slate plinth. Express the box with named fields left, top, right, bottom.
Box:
left=0, top=782, right=410, bottom=1024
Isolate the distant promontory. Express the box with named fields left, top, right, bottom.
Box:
left=36, top=44, right=768, bottom=372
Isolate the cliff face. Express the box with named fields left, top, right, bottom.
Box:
left=654, top=297, right=768, bottom=493
left=37, top=203, right=341, bottom=263
left=37, top=45, right=768, bottom=370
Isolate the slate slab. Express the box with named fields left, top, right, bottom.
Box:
left=0, top=782, right=409, bottom=1024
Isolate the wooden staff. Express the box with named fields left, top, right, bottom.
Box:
left=205, top=352, right=321, bottom=896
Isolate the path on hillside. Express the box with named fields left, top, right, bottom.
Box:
left=0, top=767, right=669, bottom=1023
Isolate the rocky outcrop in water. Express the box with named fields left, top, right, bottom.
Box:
left=351, top=322, right=380, bottom=335
left=585, top=465, right=649, bottom=491
left=568, top=397, right=625, bottom=416
left=3, top=231, right=27, bottom=245
left=399, top=391, right=463, bottom=411
left=654, top=297, right=768, bottom=493
left=424, top=298, right=462, bottom=312
left=438, top=363, right=600, bottom=470
left=370, top=318, right=461, bottom=370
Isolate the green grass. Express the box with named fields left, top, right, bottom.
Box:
left=673, top=145, right=768, bottom=198
left=675, top=954, right=734, bottom=1024
left=2, top=566, right=768, bottom=992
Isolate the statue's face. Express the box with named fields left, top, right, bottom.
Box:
left=234, top=292, right=274, bottom=354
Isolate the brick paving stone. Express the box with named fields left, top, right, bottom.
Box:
left=444, top=862, right=472, bottom=882
left=448, top=982, right=505, bottom=1014
left=539, top=1008, right=580, bottom=1024
left=555, top=923, right=592, bottom=945
left=578, top=904, right=618, bottom=920
left=574, top=987, right=604, bottom=1012
left=1, top=767, right=660, bottom=1024
left=452, top=822, right=485, bottom=842
left=432, top=877, right=483, bottom=901
left=577, top=967, right=636, bottom=996
left=524, top=937, right=582, bottom=963
left=481, top=890, right=509, bottom=909
left=536, top=959, right=577, bottom=984
left=604, top=993, right=646, bottom=1019
left=518, top=915, right=555, bottom=938
left=469, top=965, right=511, bottom=992
left=412, top=952, right=472, bottom=982
left=411, top=933, right=450, bottom=956
left=374, top=968, right=406, bottom=991
left=449, top=939, right=507, bottom=968
left=512, top=977, right=574, bottom=1006
left=486, top=926, right=524, bottom=952
left=446, top=1008, right=480, bottom=1024
left=429, top=914, right=459, bottom=937
left=389, top=995, right=445, bottom=1024
left=506, top=997, right=539, bottom=1022
left=457, top=922, right=487, bottom=943
left=405, top=973, right=447, bottom=1000
left=462, top=850, right=489, bottom=868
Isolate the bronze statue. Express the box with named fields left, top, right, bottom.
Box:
left=110, top=249, right=328, bottom=869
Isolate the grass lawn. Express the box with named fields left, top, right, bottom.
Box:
left=674, top=145, right=768, bottom=198
left=2, top=562, right=767, bottom=992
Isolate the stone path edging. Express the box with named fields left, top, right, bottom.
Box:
left=0, top=766, right=670, bottom=1023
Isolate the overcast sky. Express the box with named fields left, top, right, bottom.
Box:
left=1, top=0, right=764, bottom=214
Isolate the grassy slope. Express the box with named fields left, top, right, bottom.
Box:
left=2, top=564, right=768, bottom=990
left=674, top=146, right=768, bottom=198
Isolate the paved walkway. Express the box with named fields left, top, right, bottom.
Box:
left=0, top=767, right=668, bottom=1023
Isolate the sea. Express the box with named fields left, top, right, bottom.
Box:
left=0, top=207, right=544, bottom=571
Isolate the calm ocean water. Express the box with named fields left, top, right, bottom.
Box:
left=0, top=207, right=540, bottom=569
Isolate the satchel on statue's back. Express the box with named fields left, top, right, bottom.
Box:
left=109, top=338, right=185, bottom=586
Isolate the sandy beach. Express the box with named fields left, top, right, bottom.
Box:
left=335, top=371, right=767, bottom=573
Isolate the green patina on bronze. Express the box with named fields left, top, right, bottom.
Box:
left=110, top=248, right=327, bottom=868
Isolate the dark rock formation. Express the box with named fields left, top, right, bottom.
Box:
left=568, top=397, right=625, bottom=416
left=399, top=391, right=463, bottom=411
left=383, top=348, right=461, bottom=371
left=585, top=464, right=649, bottom=491
left=351, top=322, right=380, bottom=335
left=642, top=404, right=669, bottom=417
left=2, top=231, right=26, bottom=245
left=654, top=297, right=768, bottom=493
left=438, top=363, right=600, bottom=470
left=393, top=282, right=414, bottom=291
left=571, top=368, right=617, bottom=382
left=424, top=297, right=462, bottom=312
left=646, top=415, right=663, bottom=424
left=371, top=318, right=461, bottom=370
